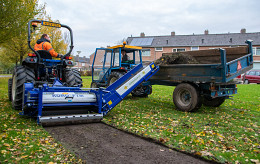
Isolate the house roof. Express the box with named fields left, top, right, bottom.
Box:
left=127, top=32, right=260, bottom=47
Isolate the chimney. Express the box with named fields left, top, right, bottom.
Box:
left=171, top=31, right=175, bottom=36
left=241, top=28, right=246, bottom=34
left=140, top=32, right=145, bottom=37
left=204, top=30, right=209, bottom=35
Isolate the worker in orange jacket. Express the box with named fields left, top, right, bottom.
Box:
left=34, top=34, right=63, bottom=58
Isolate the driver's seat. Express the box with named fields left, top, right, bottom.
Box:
left=36, top=50, right=52, bottom=59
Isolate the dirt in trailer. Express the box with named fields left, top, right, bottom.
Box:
left=155, top=53, right=200, bottom=65
left=45, top=123, right=212, bottom=164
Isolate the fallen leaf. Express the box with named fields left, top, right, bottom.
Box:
left=250, top=159, right=259, bottom=164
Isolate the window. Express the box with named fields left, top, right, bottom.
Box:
left=82, top=63, right=85, bottom=66
left=253, top=47, right=260, bottom=55
left=142, top=49, right=151, bottom=56
left=248, top=71, right=255, bottom=75
left=191, top=46, right=199, bottom=51
left=173, top=48, right=186, bottom=52
left=155, top=47, right=163, bottom=51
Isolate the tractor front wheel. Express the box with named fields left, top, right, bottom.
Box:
left=108, top=72, right=124, bottom=86
left=91, top=82, right=99, bottom=88
left=12, top=66, right=35, bottom=110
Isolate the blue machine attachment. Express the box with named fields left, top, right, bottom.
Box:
left=21, top=62, right=159, bottom=125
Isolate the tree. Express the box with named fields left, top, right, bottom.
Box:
left=0, top=0, right=43, bottom=45
left=0, top=0, right=44, bottom=65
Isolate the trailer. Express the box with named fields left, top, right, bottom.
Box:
left=149, top=40, right=253, bottom=112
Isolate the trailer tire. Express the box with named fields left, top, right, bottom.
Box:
left=64, top=69, right=76, bottom=87
left=8, top=78, right=12, bottom=101
left=72, top=69, right=83, bottom=87
left=173, top=83, right=202, bottom=112
left=108, top=72, right=124, bottom=86
left=202, top=96, right=226, bottom=107
left=244, top=79, right=249, bottom=84
left=131, top=84, right=152, bottom=97
left=12, top=66, right=35, bottom=110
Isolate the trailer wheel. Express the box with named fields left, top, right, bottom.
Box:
left=72, top=69, right=83, bottom=87
left=202, top=96, right=226, bottom=107
left=64, top=69, right=76, bottom=87
left=244, top=79, right=249, bottom=84
left=173, top=83, right=202, bottom=112
left=131, top=84, right=152, bottom=97
left=8, top=78, right=12, bottom=101
left=108, top=72, right=124, bottom=86
left=12, top=66, right=35, bottom=110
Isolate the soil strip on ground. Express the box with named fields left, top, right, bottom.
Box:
left=45, top=123, right=212, bottom=164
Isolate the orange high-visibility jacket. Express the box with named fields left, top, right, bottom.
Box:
left=34, top=39, right=58, bottom=58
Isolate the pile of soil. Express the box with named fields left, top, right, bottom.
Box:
left=155, top=53, right=199, bottom=65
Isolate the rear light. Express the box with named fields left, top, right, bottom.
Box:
left=214, top=91, right=218, bottom=97
left=28, top=53, right=36, bottom=57
left=65, top=56, right=72, bottom=60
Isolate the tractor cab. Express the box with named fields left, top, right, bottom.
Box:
left=91, top=42, right=152, bottom=97
left=91, top=42, right=142, bottom=87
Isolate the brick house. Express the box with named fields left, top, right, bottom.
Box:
left=71, top=55, right=91, bottom=71
left=126, top=29, right=260, bottom=69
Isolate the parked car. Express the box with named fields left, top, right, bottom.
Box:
left=243, top=70, right=260, bottom=84
left=233, top=74, right=244, bottom=84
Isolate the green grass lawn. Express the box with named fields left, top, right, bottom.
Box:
left=1, top=76, right=259, bottom=163
left=82, top=78, right=260, bottom=163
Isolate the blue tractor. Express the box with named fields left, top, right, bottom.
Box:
left=8, top=19, right=82, bottom=111
left=91, top=42, right=152, bottom=97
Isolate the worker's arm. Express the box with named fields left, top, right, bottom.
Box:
left=43, top=42, right=61, bottom=58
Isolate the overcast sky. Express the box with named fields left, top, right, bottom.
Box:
left=38, top=0, right=260, bottom=57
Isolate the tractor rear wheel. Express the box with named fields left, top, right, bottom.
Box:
left=131, top=84, right=152, bottom=97
left=72, top=69, right=83, bottom=87
left=12, top=66, right=35, bottom=110
left=64, top=69, right=76, bottom=87
left=108, top=72, right=124, bottom=86
left=173, top=83, right=202, bottom=112
left=8, top=78, right=12, bottom=101
left=202, top=96, right=226, bottom=107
